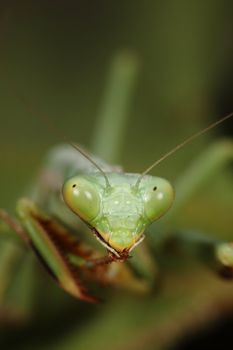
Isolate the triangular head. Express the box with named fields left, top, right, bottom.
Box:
left=63, top=172, right=174, bottom=258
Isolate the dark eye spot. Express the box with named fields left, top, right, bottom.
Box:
left=72, top=184, right=76, bottom=188
left=153, top=186, right=157, bottom=191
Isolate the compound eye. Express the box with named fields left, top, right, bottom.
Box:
left=62, top=176, right=100, bottom=222
left=143, top=178, right=174, bottom=222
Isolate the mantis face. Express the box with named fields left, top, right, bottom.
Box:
left=62, top=173, right=174, bottom=257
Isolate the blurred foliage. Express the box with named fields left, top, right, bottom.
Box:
left=0, top=1, right=233, bottom=349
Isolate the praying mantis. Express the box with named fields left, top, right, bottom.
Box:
left=0, top=54, right=233, bottom=306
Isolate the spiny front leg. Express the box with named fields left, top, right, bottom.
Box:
left=15, top=198, right=100, bottom=303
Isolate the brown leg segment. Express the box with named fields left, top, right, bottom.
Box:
left=85, top=252, right=129, bottom=268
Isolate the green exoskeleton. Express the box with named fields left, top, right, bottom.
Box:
left=63, top=156, right=173, bottom=257
left=0, top=113, right=232, bottom=303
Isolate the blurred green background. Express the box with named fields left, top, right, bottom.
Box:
left=0, top=1, right=233, bottom=349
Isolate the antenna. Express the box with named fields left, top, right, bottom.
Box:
left=135, top=112, right=233, bottom=188
left=70, top=142, right=111, bottom=188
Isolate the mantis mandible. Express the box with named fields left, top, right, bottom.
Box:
left=0, top=111, right=232, bottom=303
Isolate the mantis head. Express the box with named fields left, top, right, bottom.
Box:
left=62, top=173, right=174, bottom=257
